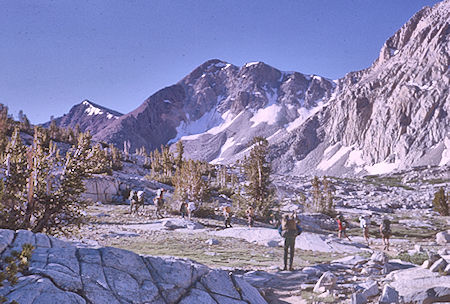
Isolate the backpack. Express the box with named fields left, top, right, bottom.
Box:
left=360, top=217, right=367, bottom=228
left=381, top=219, right=391, bottom=232
left=281, top=218, right=299, bottom=238
left=129, top=190, right=136, bottom=201
left=137, top=191, right=144, bottom=203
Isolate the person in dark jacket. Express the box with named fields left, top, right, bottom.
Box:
left=278, top=214, right=302, bottom=271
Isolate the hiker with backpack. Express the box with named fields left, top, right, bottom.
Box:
left=337, top=214, right=351, bottom=241
left=187, top=201, right=196, bottom=220
left=278, top=214, right=302, bottom=271
left=246, top=206, right=255, bottom=227
left=359, top=214, right=371, bottom=245
left=223, top=205, right=232, bottom=228
left=380, top=217, right=391, bottom=251
left=153, top=188, right=165, bottom=219
left=179, top=201, right=188, bottom=219
left=129, top=190, right=140, bottom=214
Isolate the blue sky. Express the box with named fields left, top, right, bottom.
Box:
left=0, top=0, right=442, bottom=123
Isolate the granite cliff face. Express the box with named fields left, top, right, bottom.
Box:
left=272, top=0, right=450, bottom=176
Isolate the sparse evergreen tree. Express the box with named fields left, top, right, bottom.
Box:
left=175, top=141, right=184, bottom=170
left=90, top=143, right=111, bottom=175
left=173, top=159, right=211, bottom=203
left=108, top=143, right=123, bottom=171
left=433, top=187, right=449, bottom=216
left=242, top=136, right=274, bottom=218
left=161, top=145, right=174, bottom=176
left=0, top=105, right=10, bottom=153
left=0, top=128, right=93, bottom=232
left=309, top=176, right=335, bottom=215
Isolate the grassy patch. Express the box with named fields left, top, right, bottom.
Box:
left=363, top=175, right=415, bottom=190
left=394, top=252, right=428, bottom=265
left=301, top=291, right=337, bottom=303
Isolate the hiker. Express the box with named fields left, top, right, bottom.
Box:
left=337, top=214, right=351, bottom=241
left=179, top=201, right=188, bottom=219
left=278, top=214, right=302, bottom=271
left=269, top=212, right=281, bottom=228
left=153, top=188, right=165, bottom=219
left=359, top=214, right=371, bottom=245
left=223, top=205, right=232, bottom=228
left=129, top=190, right=139, bottom=214
left=380, top=217, right=391, bottom=251
left=187, top=201, right=196, bottom=220
left=246, top=206, right=255, bottom=227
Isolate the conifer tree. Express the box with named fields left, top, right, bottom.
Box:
left=433, top=187, right=449, bottom=216
left=175, top=141, right=184, bottom=170
left=173, top=159, right=210, bottom=203
left=243, top=136, right=274, bottom=217
left=0, top=129, right=93, bottom=232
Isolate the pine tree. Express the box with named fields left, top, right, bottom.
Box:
left=433, top=187, right=449, bottom=216
left=175, top=141, right=184, bottom=170
left=173, top=159, right=210, bottom=203
left=243, top=136, right=274, bottom=218
left=0, top=129, right=93, bottom=232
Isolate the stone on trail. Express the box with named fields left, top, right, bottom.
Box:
left=436, top=231, right=450, bottom=245
left=429, top=258, right=448, bottom=273
left=370, top=251, right=388, bottom=264
left=205, top=238, right=220, bottom=245
left=445, top=264, right=450, bottom=275
left=358, top=280, right=379, bottom=298
left=379, top=285, right=399, bottom=304
left=403, top=287, right=450, bottom=304
left=351, top=292, right=367, bottom=304
left=387, top=266, right=450, bottom=300
left=313, top=271, right=337, bottom=294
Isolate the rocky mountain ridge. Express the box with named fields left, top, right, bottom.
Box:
left=43, top=100, right=123, bottom=135
left=48, top=0, right=450, bottom=176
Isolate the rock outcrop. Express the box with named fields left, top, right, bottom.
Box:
left=0, top=229, right=267, bottom=304
left=272, top=0, right=450, bottom=176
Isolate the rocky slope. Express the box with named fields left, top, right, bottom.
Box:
left=271, top=0, right=450, bottom=176
left=44, top=100, right=123, bottom=135
left=0, top=229, right=267, bottom=304
left=92, top=60, right=334, bottom=160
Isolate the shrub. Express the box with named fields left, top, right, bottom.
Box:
left=432, top=187, right=449, bottom=216
left=1, top=243, right=35, bottom=304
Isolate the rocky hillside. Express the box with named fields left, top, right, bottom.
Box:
left=92, top=60, right=334, bottom=160
left=272, top=0, right=450, bottom=176
left=44, top=100, right=123, bottom=135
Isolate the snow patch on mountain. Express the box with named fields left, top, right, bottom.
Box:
left=364, top=160, right=400, bottom=175
left=286, top=101, right=327, bottom=132
left=317, top=144, right=352, bottom=171
left=169, top=108, right=224, bottom=143
left=211, top=137, right=236, bottom=164
left=250, top=104, right=282, bottom=127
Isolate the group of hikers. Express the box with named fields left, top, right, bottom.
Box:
left=129, top=188, right=393, bottom=270
left=337, top=213, right=392, bottom=250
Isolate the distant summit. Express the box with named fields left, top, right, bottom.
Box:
left=44, top=100, right=123, bottom=134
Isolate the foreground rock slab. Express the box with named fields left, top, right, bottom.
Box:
left=0, top=229, right=266, bottom=304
